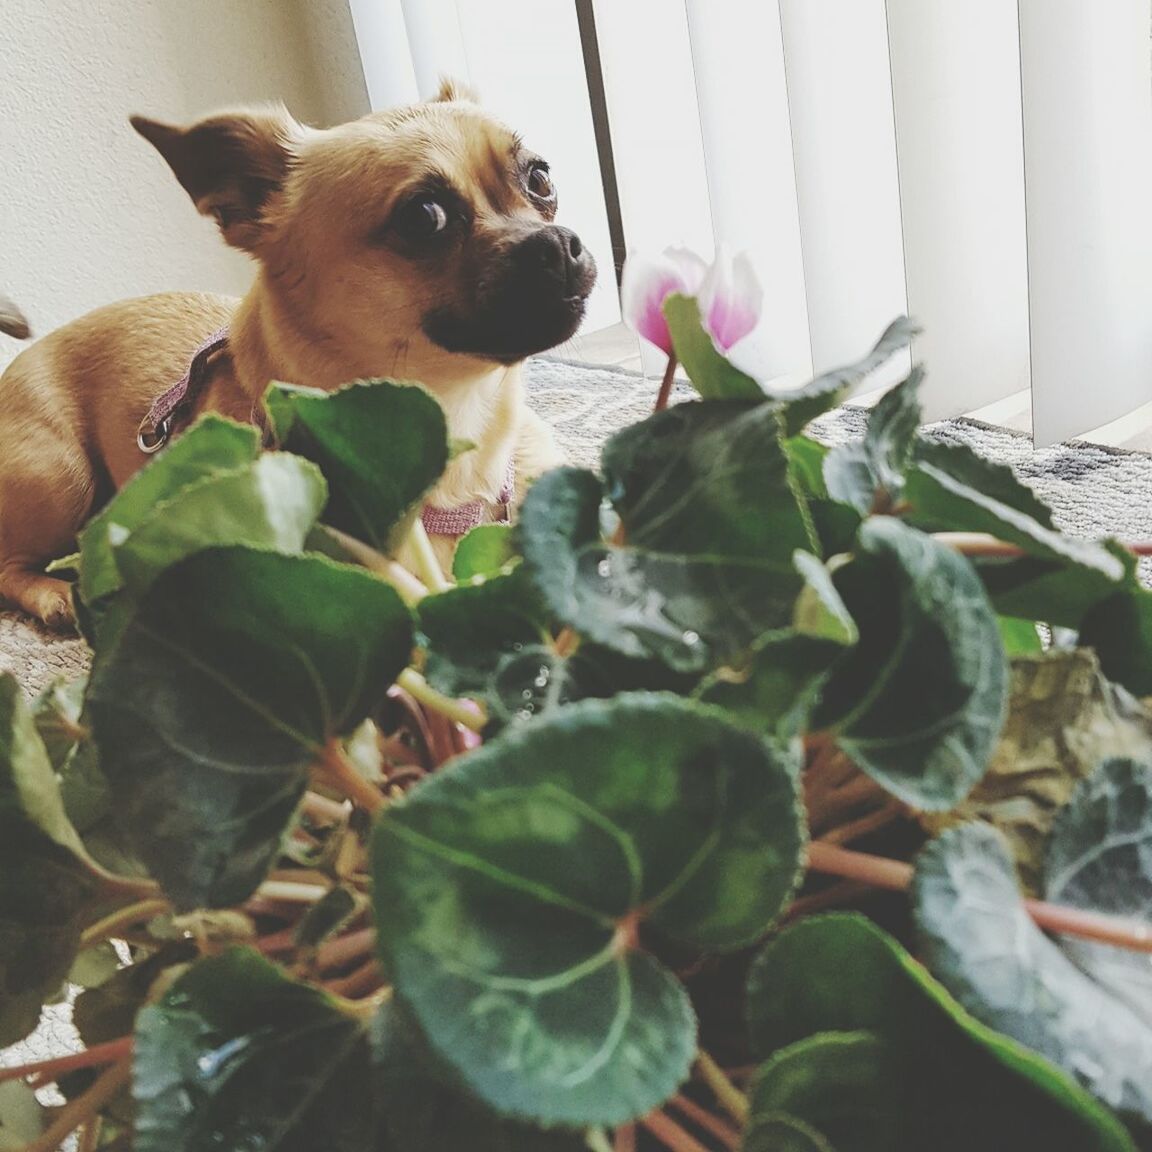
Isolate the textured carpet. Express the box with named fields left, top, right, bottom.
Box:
left=4, top=357, right=1152, bottom=700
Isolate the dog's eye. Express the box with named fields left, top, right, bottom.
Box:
left=526, top=163, right=555, bottom=203
left=395, top=196, right=450, bottom=240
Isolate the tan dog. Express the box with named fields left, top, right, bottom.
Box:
left=0, top=80, right=595, bottom=629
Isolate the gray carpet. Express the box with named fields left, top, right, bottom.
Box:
left=4, top=358, right=1152, bottom=700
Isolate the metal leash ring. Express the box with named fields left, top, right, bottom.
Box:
left=137, top=415, right=171, bottom=454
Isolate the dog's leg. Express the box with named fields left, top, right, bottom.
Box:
left=0, top=446, right=95, bottom=631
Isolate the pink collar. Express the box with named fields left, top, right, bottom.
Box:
left=140, top=327, right=515, bottom=537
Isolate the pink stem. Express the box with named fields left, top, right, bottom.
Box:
left=808, top=841, right=1152, bottom=953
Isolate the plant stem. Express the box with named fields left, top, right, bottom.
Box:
left=640, top=1111, right=712, bottom=1152
left=654, top=355, right=679, bottom=413
left=324, top=527, right=429, bottom=606
left=669, top=1095, right=742, bottom=1149
left=256, top=879, right=332, bottom=905
left=808, top=841, right=1152, bottom=954
left=407, top=518, right=453, bottom=593
left=24, top=1056, right=131, bottom=1152
left=78, top=898, right=171, bottom=950
left=317, top=926, right=376, bottom=972
left=937, top=531, right=1152, bottom=560
left=78, top=1116, right=104, bottom=1152
left=396, top=668, right=487, bottom=732
left=585, top=1129, right=615, bottom=1152
left=696, top=1050, right=750, bottom=1125
left=314, top=739, right=386, bottom=815
left=0, top=1036, right=133, bottom=1086
left=614, top=1124, right=636, bottom=1152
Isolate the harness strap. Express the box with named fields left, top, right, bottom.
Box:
left=137, top=327, right=230, bottom=453
left=138, top=327, right=515, bottom=535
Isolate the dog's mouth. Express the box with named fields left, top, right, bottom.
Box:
left=423, top=226, right=597, bottom=364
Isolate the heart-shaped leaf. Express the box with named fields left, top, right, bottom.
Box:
left=914, top=821, right=1152, bottom=1129
left=452, top=524, right=517, bottom=582
left=265, top=379, right=449, bottom=550
left=823, top=367, right=923, bottom=516
left=977, top=541, right=1137, bottom=629
left=417, top=570, right=692, bottom=726
left=662, top=293, right=763, bottom=400
left=372, top=694, right=804, bottom=1126
left=601, top=399, right=814, bottom=561
left=744, top=1111, right=836, bottom=1152
left=1045, top=759, right=1152, bottom=1028
left=0, top=675, right=101, bottom=1044
left=747, top=1030, right=900, bottom=1152
left=373, top=1003, right=589, bottom=1152
left=1080, top=588, right=1152, bottom=697
left=110, top=454, right=327, bottom=599
left=518, top=468, right=799, bottom=675
left=748, top=913, right=1135, bottom=1151
left=133, top=948, right=374, bottom=1152
left=87, top=547, right=414, bottom=910
left=773, top=316, right=919, bottom=439
left=78, top=416, right=260, bottom=606
left=814, top=518, right=1008, bottom=810
left=905, top=443, right=1124, bottom=578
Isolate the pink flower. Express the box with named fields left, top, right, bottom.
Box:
left=622, top=245, right=762, bottom=356
left=621, top=246, right=708, bottom=354
left=698, top=246, right=762, bottom=352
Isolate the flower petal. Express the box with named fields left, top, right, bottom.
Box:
left=622, top=246, right=709, bottom=354
left=699, top=246, right=763, bottom=352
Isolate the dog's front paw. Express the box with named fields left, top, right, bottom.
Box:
left=29, top=583, right=77, bottom=634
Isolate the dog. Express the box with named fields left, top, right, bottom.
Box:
left=0, top=79, right=596, bottom=629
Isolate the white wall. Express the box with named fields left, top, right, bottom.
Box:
left=0, top=0, right=370, bottom=371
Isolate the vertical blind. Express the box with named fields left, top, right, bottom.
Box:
left=348, top=0, right=1152, bottom=445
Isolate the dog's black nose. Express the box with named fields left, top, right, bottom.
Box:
left=514, top=226, right=591, bottom=294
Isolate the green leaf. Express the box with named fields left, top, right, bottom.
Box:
left=373, top=1003, right=588, bottom=1152
left=518, top=468, right=799, bottom=675
left=748, top=1030, right=901, bottom=1152
left=87, top=547, right=414, bottom=910
left=747, top=913, right=1136, bottom=1152
left=295, top=886, right=358, bottom=950
left=372, top=694, right=804, bottom=1126
left=977, top=542, right=1137, bottom=629
left=785, top=436, right=864, bottom=559
left=266, top=379, right=449, bottom=550
left=417, top=570, right=550, bottom=702
left=697, top=632, right=843, bottom=739
left=1045, top=759, right=1152, bottom=1028
left=905, top=445, right=1124, bottom=578
left=814, top=518, right=1008, bottom=810
left=910, top=438, right=1056, bottom=527
left=914, top=821, right=1152, bottom=1129
left=792, top=551, right=857, bottom=646
left=418, top=571, right=690, bottom=725
left=772, top=316, right=920, bottom=439
left=110, top=454, right=327, bottom=600
left=998, top=616, right=1044, bottom=655
left=452, top=524, right=517, bottom=582
left=0, top=675, right=100, bottom=1044
left=823, top=367, right=923, bottom=515
left=662, top=293, right=764, bottom=400
left=1080, top=588, right=1152, bottom=697
left=0, top=1082, right=46, bottom=1151
left=31, top=676, right=87, bottom=771
left=601, top=399, right=814, bottom=562
left=133, top=948, right=373, bottom=1152
left=78, top=416, right=260, bottom=606
left=743, top=1111, right=836, bottom=1152
left=74, top=941, right=197, bottom=1048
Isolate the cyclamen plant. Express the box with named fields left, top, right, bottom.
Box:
left=5, top=249, right=1152, bottom=1152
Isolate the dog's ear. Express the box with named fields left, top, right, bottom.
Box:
left=433, top=77, right=480, bottom=104
left=131, top=107, right=303, bottom=253
left=0, top=293, right=30, bottom=340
